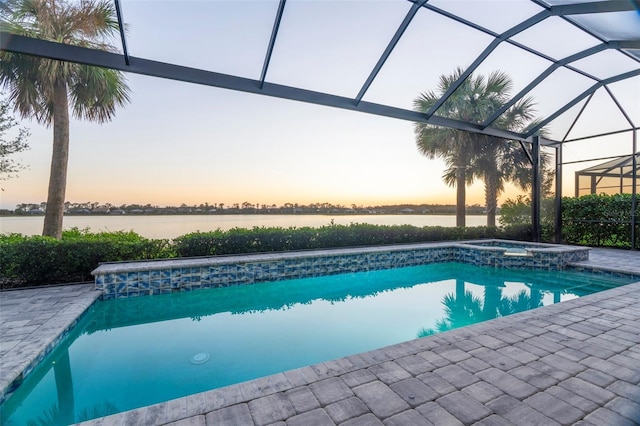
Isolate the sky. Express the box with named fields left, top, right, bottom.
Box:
left=1, top=0, right=639, bottom=211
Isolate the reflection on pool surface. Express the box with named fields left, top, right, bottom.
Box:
left=1, top=262, right=635, bottom=425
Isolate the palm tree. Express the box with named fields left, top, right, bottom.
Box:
left=471, top=133, right=539, bottom=227
left=418, top=285, right=546, bottom=338
left=498, top=288, right=543, bottom=315
left=414, top=69, right=544, bottom=227
left=414, top=68, right=488, bottom=227
left=472, top=89, right=549, bottom=226
left=417, top=287, right=484, bottom=337
left=0, top=0, right=130, bottom=238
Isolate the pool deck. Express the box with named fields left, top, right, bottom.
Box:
left=1, top=247, right=640, bottom=425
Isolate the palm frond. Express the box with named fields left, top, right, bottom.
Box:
left=486, top=70, right=512, bottom=101
left=412, top=90, right=438, bottom=112
left=1, top=0, right=130, bottom=124
left=69, top=64, right=130, bottom=122
left=413, top=67, right=546, bottom=221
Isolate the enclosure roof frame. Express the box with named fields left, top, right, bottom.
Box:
left=1, top=0, right=638, bottom=147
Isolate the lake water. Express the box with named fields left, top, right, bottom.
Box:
left=0, top=214, right=492, bottom=239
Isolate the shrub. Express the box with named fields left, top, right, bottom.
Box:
left=173, top=223, right=531, bottom=257
left=562, top=194, right=639, bottom=248
left=499, top=195, right=556, bottom=241
left=0, top=228, right=172, bottom=288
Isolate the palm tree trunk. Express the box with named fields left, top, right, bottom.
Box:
left=43, top=81, right=69, bottom=239
left=53, top=349, right=75, bottom=424
left=455, top=279, right=465, bottom=304
left=456, top=166, right=466, bottom=227
left=482, top=286, right=501, bottom=320
left=485, top=171, right=499, bottom=227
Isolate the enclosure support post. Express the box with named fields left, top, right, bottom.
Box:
left=555, top=144, right=563, bottom=243
left=532, top=136, right=542, bottom=242
left=632, top=130, right=637, bottom=250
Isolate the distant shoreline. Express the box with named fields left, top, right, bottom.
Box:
left=6, top=203, right=488, bottom=217
left=1, top=214, right=493, bottom=238
left=1, top=211, right=478, bottom=217
left=2, top=209, right=490, bottom=217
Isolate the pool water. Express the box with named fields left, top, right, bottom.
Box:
left=1, top=262, right=635, bottom=425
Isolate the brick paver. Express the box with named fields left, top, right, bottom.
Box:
left=285, top=386, right=321, bottom=414
left=436, top=391, right=493, bottom=423
left=382, top=409, right=433, bottom=426
left=286, top=408, right=335, bottom=426
left=205, top=403, right=253, bottom=425
left=388, top=378, right=439, bottom=407
left=248, top=393, right=295, bottom=425
left=324, top=397, right=369, bottom=424
left=415, top=401, right=464, bottom=426
left=352, top=381, right=410, bottom=419
left=2, top=248, right=640, bottom=425
left=309, top=377, right=354, bottom=406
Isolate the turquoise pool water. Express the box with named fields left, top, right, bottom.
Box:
left=1, top=262, right=635, bottom=425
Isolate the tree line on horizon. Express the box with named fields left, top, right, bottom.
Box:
left=7, top=201, right=490, bottom=216
left=1, top=0, right=545, bottom=238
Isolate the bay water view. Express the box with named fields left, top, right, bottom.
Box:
left=1, top=214, right=492, bottom=239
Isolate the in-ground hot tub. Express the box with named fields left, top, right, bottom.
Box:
left=457, top=239, right=589, bottom=267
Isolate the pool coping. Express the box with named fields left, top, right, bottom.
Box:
left=0, top=284, right=101, bottom=404
left=1, top=243, right=639, bottom=425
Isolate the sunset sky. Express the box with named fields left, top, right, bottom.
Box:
left=1, top=0, right=638, bottom=211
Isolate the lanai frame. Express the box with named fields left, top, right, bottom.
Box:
left=1, top=0, right=639, bottom=248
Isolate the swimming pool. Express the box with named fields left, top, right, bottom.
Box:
left=1, top=261, right=635, bottom=425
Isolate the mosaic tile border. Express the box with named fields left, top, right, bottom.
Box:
left=92, top=240, right=591, bottom=298
left=567, top=264, right=640, bottom=281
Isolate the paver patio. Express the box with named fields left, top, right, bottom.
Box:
left=1, top=247, right=639, bottom=425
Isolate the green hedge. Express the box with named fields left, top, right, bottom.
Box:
left=172, top=224, right=532, bottom=256
left=562, top=194, right=639, bottom=248
left=0, top=224, right=531, bottom=289
left=0, top=228, right=172, bottom=288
